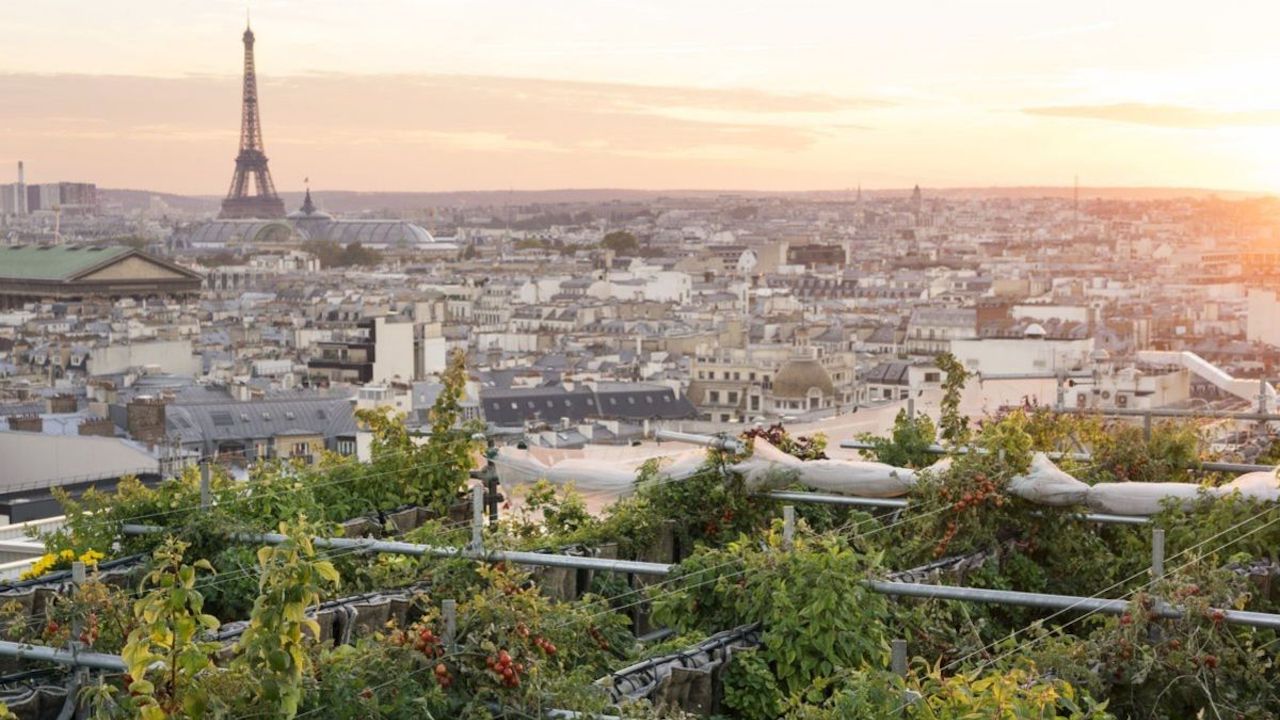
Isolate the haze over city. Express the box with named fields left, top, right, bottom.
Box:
left=5, top=0, right=1280, bottom=193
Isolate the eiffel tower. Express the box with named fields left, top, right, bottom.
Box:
left=219, top=19, right=285, bottom=219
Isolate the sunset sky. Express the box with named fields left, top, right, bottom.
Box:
left=4, top=0, right=1280, bottom=194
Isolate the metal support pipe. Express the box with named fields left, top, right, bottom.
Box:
left=1074, top=512, right=1150, bottom=526
left=0, top=640, right=126, bottom=672
left=70, top=562, right=85, bottom=641
left=636, top=627, right=676, bottom=644
left=1151, top=528, right=1165, bottom=580
left=867, top=579, right=1131, bottom=614
left=442, top=599, right=457, bottom=651
left=1058, top=406, right=1280, bottom=422
left=120, top=525, right=673, bottom=576
left=864, top=580, right=1280, bottom=631
left=762, top=490, right=1147, bottom=525
left=200, top=461, right=211, bottom=510
left=891, top=638, right=908, bottom=676
left=88, top=528, right=1280, bottom=633
left=763, top=490, right=909, bottom=509
left=838, top=440, right=1271, bottom=474
left=654, top=430, right=744, bottom=453
left=482, top=703, right=625, bottom=720
left=471, top=484, right=484, bottom=553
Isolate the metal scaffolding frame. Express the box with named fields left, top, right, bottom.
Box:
left=116, top=523, right=1280, bottom=632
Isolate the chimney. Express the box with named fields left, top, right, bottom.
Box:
left=78, top=417, right=116, bottom=437
left=46, top=394, right=77, bottom=414
left=126, top=397, right=167, bottom=444
left=8, top=415, right=43, bottom=433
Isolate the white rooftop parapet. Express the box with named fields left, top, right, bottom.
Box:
left=1137, top=350, right=1277, bottom=412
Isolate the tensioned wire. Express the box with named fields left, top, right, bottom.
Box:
left=49, top=441, right=1279, bottom=712
left=543, top=494, right=960, bottom=636
left=12, top=449, right=744, bottom=634
left=75, top=485, right=1280, bottom=715
left=285, top=493, right=961, bottom=720
left=883, top=501, right=1280, bottom=714
left=9, top=443, right=735, bottom=629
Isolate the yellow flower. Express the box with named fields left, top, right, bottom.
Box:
left=78, top=549, right=104, bottom=566
left=20, top=553, right=58, bottom=580
left=59, top=549, right=75, bottom=561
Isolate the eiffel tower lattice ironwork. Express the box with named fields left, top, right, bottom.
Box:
left=219, top=20, right=285, bottom=219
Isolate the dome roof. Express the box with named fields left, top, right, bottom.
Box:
left=180, top=220, right=297, bottom=247
left=772, top=357, right=835, bottom=398
left=287, top=188, right=333, bottom=221
left=314, top=220, right=434, bottom=246
left=1024, top=323, right=1047, bottom=338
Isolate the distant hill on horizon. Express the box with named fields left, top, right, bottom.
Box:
left=99, top=185, right=1274, bottom=214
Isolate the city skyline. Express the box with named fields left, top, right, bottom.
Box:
left=4, top=0, right=1280, bottom=194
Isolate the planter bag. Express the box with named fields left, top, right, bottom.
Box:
left=1085, top=482, right=1203, bottom=516
left=731, top=439, right=915, bottom=496
left=1212, top=470, right=1280, bottom=503
left=1007, top=453, right=1090, bottom=507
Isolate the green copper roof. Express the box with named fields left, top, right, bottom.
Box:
left=0, top=245, right=133, bottom=281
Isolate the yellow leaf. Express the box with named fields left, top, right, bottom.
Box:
left=314, top=561, right=340, bottom=585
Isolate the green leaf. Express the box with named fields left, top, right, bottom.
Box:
left=128, top=679, right=155, bottom=695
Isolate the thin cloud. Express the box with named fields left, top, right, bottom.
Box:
left=1026, top=21, right=1114, bottom=39
left=1024, top=102, right=1280, bottom=128
left=0, top=71, right=880, bottom=157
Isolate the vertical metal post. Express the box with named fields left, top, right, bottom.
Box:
left=471, top=484, right=484, bottom=553
left=1143, top=412, right=1152, bottom=442
left=487, top=468, right=499, bottom=525
left=1151, top=528, right=1165, bottom=580
left=782, top=506, right=795, bottom=550
left=891, top=638, right=908, bottom=676
left=442, top=599, right=457, bottom=652
left=484, top=439, right=500, bottom=525
left=906, top=396, right=915, bottom=419
left=70, top=562, right=86, bottom=641
left=477, top=434, right=499, bottom=525
left=69, top=561, right=88, bottom=719
left=200, top=460, right=211, bottom=510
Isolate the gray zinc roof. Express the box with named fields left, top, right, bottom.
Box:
left=164, top=395, right=356, bottom=446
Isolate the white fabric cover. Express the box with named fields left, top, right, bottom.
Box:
left=1007, top=453, right=1090, bottom=507
left=1212, top=470, right=1280, bottom=503
left=730, top=439, right=916, bottom=496
left=1085, top=482, right=1203, bottom=516
left=793, top=460, right=916, bottom=497
left=922, top=456, right=953, bottom=477
left=493, top=447, right=705, bottom=496
left=729, top=439, right=802, bottom=490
